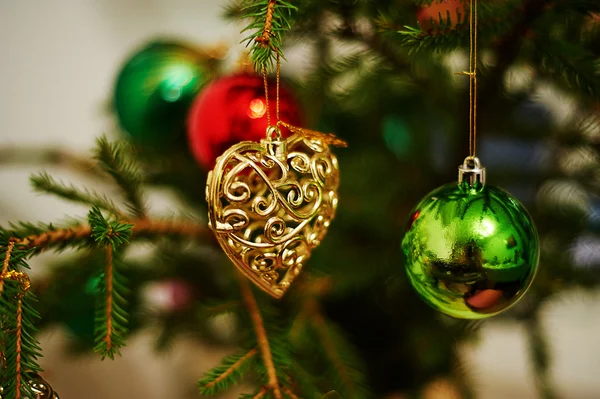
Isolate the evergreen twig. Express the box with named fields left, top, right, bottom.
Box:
left=7, top=218, right=210, bottom=254
left=31, top=172, right=125, bottom=217
left=0, top=273, right=43, bottom=398
left=282, top=386, right=300, bottom=399
left=253, top=387, right=269, bottom=399
left=88, top=207, right=132, bottom=359
left=95, top=137, right=146, bottom=218
left=239, top=275, right=282, bottom=399
left=197, top=348, right=258, bottom=395
left=239, top=0, right=297, bottom=71
left=15, top=296, right=24, bottom=398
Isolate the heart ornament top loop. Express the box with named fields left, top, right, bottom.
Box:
left=206, top=131, right=340, bottom=298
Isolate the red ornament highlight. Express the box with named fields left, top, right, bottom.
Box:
left=186, top=74, right=303, bottom=169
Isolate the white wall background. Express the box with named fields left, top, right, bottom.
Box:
left=0, top=1, right=599, bottom=398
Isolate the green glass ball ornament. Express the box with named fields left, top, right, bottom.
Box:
left=402, top=157, right=539, bottom=319
left=114, top=40, right=209, bottom=144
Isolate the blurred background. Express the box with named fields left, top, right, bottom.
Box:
left=1, top=1, right=600, bottom=398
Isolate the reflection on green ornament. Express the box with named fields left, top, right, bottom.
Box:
left=402, top=159, right=539, bottom=319
left=114, top=40, right=209, bottom=145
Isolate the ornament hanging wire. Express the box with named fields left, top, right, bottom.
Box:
left=455, top=0, right=482, bottom=185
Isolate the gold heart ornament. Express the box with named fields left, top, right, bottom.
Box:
left=206, top=128, right=341, bottom=298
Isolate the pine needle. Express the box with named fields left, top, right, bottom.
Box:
left=197, top=348, right=258, bottom=395
left=94, top=137, right=146, bottom=218
left=31, top=172, right=125, bottom=217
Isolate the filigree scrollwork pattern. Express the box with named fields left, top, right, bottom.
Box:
left=206, top=134, right=340, bottom=298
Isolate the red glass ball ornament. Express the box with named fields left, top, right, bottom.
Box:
left=417, top=0, right=467, bottom=33
left=186, top=74, right=303, bottom=169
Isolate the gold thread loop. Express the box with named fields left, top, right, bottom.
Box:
left=266, top=125, right=282, bottom=140
left=279, top=122, right=348, bottom=148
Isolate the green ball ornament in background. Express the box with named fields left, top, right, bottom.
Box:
left=402, top=157, right=539, bottom=319
left=114, top=40, right=209, bottom=144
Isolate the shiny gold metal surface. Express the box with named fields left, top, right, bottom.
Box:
left=206, top=131, right=340, bottom=298
left=30, top=373, right=60, bottom=399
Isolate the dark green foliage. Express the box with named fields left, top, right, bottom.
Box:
left=532, top=38, right=600, bottom=97
left=238, top=0, right=297, bottom=71
left=95, top=136, right=146, bottom=217
left=291, top=312, right=370, bottom=398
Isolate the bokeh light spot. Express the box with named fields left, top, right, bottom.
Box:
left=383, top=116, right=412, bottom=159
left=248, top=98, right=266, bottom=119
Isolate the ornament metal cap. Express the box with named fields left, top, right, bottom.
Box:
left=261, top=126, right=287, bottom=161
left=458, top=156, right=486, bottom=187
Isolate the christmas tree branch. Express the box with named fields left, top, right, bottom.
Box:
left=253, top=387, right=269, bottom=399
left=239, top=0, right=297, bottom=71
left=95, top=137, right=147, bottom=218
left=0, top=272, right=43, bottom=398
left=15, top=296, right=23, bottom=399
left=31, top=172, right=125, bottom=218
left=89, top=208, right=132, bottom=359
left=198, top=348, right=258, bottom=394
left=238, top=275, right=282, bottom=399
left=102, top=244, right=115, bottom=355
left=10, top=218, right=211, bottom=253
left=255, top=0, right=277, bottom=45
left=282, top=386, right=300, bottom=399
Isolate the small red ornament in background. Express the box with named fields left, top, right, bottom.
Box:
left=417, top=0, right=467, bottom=33
left=186, top=74, right=303, bottom=169
left=143, top=279, right=195, bottom=313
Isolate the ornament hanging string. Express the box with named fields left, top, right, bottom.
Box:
left=256, top=8, right=346, bottom=147
left=260, top=52, right=282, bottom=137
left=470, top=0, right=478, bottom=157
left=261, top=54, right=347, bottom=147
left=456, top=0, right=478, bottom=157
left=262, top=67, right=271, bottom=129
left=276, top=52, right=281, bottom=124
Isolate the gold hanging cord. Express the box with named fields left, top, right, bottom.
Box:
left=456, top=0, right=478, bottom=157
left=261, top=53, right=347, bottom=147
